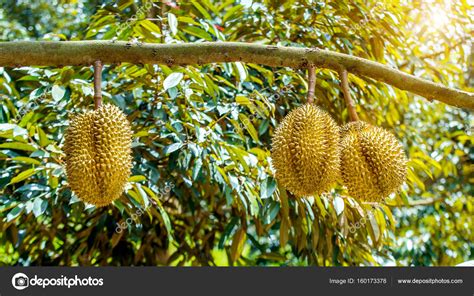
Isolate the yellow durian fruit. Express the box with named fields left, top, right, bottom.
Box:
left=63, top=104, right=132, bottom=207
left=271, top=104, right=340, bottom=197
left=340, top=121, right=407, bottom=202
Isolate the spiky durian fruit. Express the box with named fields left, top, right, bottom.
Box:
left=271, top=104, right=340, bottom=197
left=63, top=104, right=133, bottom=207
left=340, top=121, right=407, bottom=202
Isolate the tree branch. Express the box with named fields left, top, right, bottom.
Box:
left=338, top=68, right=359, bottom=121
left=0, top=41, right=473, bottom=109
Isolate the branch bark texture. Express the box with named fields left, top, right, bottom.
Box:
left=0, top=41, right=473, bottom=109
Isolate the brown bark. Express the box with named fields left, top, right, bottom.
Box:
left=0, top=41, right=472, bottom=109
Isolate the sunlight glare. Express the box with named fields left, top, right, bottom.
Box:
left=425, top=3, right=452, bottom=33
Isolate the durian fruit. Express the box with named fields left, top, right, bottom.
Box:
left=339, top=121, right=407, bottom=202
left=63, top=104, right=133, bottom=207
left=271, top=104, right=340, bottom=197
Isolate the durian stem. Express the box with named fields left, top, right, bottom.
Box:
left=307, top=65, right=316, bottom=104
left=93, top=60, right=103, bottom=109
left=0, top=41, right=473, bottom=109
left=338, top=68, right=359, bottom=122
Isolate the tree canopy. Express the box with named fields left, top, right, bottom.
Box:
left=0, top=0, right=472, bottom=266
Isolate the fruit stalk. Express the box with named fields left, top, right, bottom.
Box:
left=307, top=65, right=316, bottom=104
left=93, top=60, right=103, bottom=109
left=338, top=68, right=359, bottom=122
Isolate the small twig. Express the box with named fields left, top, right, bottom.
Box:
left=398, top=36, right=469, bottom=69
left=307, top=65, right=316, bottom=104
left=338, top=67, right=359, bottom=121
left=388, top=197, right=443, bottom=207
left=93, top=60, right=103, bottom=109
left=160, top=2, right=166, bottom=43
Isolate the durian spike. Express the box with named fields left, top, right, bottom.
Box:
left=93, top=60, right=103, bottom=109
left=338, top=67, right=359, bottom=122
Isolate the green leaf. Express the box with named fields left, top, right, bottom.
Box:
left=191, top=0, right=212, bottom=19
left=18, top=75, right=40, bottom=81
left=234, top=62, right=247, bottom=82
left=51, top=85, right=66, bottom=101
left=11, top=156, right=41, bottom=165
left=218, top=217, right=238, bottom=248
left=139, top=19, right=161, bottom=33
left=182, top=26, right=213, bottom=41
left=407, top=167, right=425, bottom=191
left=128, top=175, right=147, bottom=182
left=278, top=184, right=289, bottom=218
left=260, top=177, right=276, bottom=199
left=163, top=142, right=183, bottom=155
left=235, top=95, right=250, bottom=105
left=367, top=211, right=380, bottom=245
left=192, top=158, right=202, bottom=181
left=33, top=197, right=48, bottom=217
left=168, top=12, right=178, bottom=36
left=10, top=168, right=38, bottom=184
left=0, top=123, right=16, bottom=132
left=0, top=142, right=36, bottom=151
left=375, top=208, right=386, bottom=240
left=380, top=205, right=396, bottom=231
left=238, top=114, right=258, bottom=142
left=127, top=189, right=140, bottom=203
left=163, top=72, right=184, bottom=91
left=280, top=217, right=289, bottom=246
left=409, top=158, right=433, bottom=179
left=315, top=196, right=327, bottom=218
left=30, top=149, right=49, bottom=158
left=6, top=205, right=23, bottom=222
left=13, top=125, right=28, bottom=139
left=177, top=16, right=200, bottom=26
left=37, top=126, right=49, bottom=147
left=230, top=228, right=246, bottom=263
left=135, top=183, right=149, bottom=208
left=142, top=185, right=174, bottom=242
left=333, top=196, right=345, bottom=216
left=216, top=166, right=229, bottom=184
left=223, top=4, right=243, bottom=23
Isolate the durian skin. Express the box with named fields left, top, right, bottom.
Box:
left=340, top=121, right=407, bottom=202
left=63, top=104, right=133, bottom=207
left=271, top=104, right=340, bottom=197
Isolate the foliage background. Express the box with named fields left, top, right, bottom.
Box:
left=0, top=0, right=472, bottom=266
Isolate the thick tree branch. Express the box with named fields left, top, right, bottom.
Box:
left=0, top=41, right=473, bottom=109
